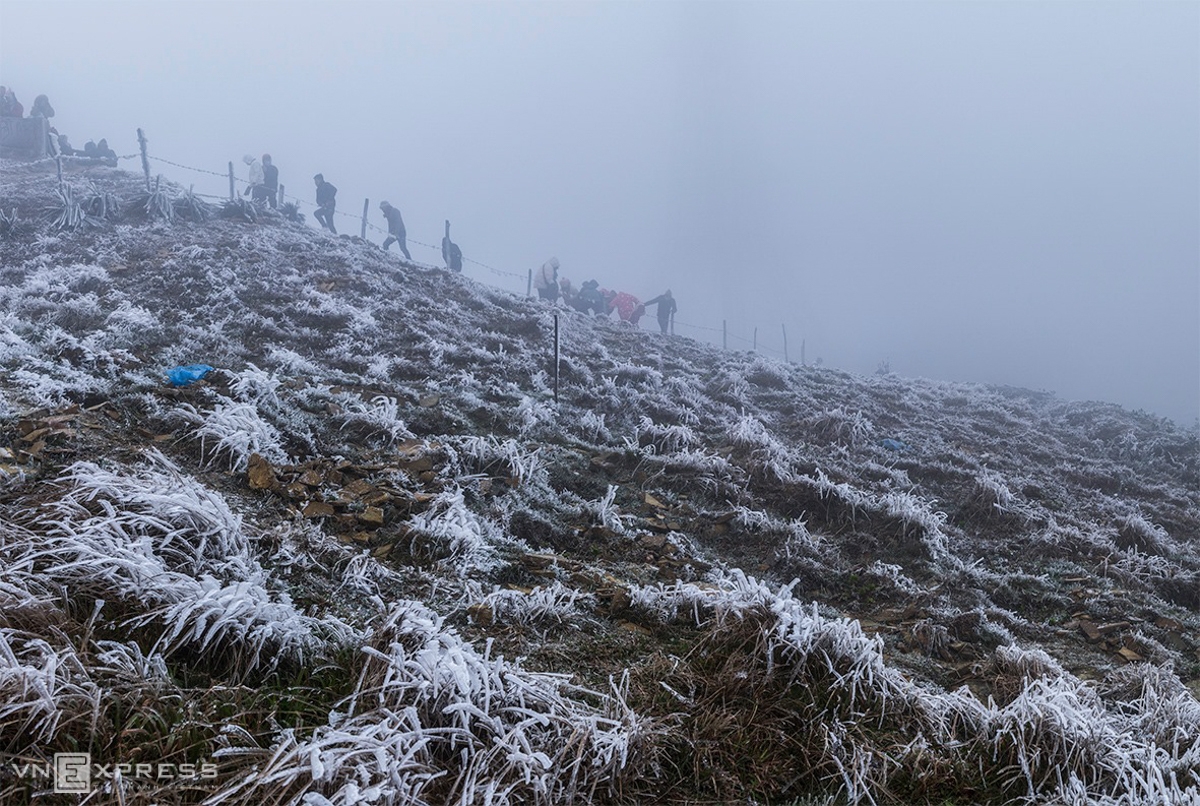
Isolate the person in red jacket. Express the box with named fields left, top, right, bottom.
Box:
left=606, top=290, right=645, bottom=325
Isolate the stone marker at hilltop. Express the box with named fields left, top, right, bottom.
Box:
left=0, top=116, right=50, bottom=160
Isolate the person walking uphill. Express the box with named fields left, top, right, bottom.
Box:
left=644, top=290, right=677, bottom=335
left=243, top=155, right=265, bottom=202
left=379, top=201, right=411, bottom=259
left=313, top=174, right=337, bottom=233
left=535, top=257, right=560, bottom=301
left=261, top=154, right=279, bottom=208
left=606, top=290, right=645, bottom=325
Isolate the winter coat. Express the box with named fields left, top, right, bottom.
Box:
left=316, top=180, right=337, bottom=207
left=263, top=163, right=279, bottom=190
left=645, top=293, right=677, bottom=324
left=608, top=292, right=642, bottom=322
left=244, top=155, right=264, bottom=186
left=574, top=281, right=605, bottom=314
left=535, top=257, right=559, bottom=291
left=382, top=205, right=406, bottom=236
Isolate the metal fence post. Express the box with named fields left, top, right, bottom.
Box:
left=553, top=313, right=560, bottom=403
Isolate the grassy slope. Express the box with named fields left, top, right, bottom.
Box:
left=1, top=159, right=1198, bottom=805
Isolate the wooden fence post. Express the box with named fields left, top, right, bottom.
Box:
left=278, top=183, right=285, bottom=207
left=527, top=269, right=533, bottom=297
left=55, top=156, right=63, bottom=193
left=136, top=128, right=150, bottom=191
left=361, top=198, right=369, bottom=239
left=801, top=338, right=806, bottom=367
left=228, top=161, right=235, bottom=200
left=723, top=320, right=727, bottom=351
left=782, top=324, right=789, bottom=363
left=753, top=327, right=757, bottom=352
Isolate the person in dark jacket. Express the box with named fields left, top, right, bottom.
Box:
left=643, top=290, right=677, bottom=334
left=442, top=220, right=463, bottom=272
left=379, top=201, right=411, bottom=258
left=261, top=154, right=279, bottom=208
left=573, top=279, right=606, bottom=315
left=313, top=174, right=337, bottom=233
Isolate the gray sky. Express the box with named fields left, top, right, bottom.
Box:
left=3, top=0, right=1197, bottom=426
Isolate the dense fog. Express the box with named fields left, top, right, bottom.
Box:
left=2, top=0, right=1196, bottom=425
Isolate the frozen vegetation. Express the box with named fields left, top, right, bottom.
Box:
left=0, top=159, right=1198, bottom=804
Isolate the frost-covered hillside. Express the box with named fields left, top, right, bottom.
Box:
left=1, top=159, right=1199, bottom=805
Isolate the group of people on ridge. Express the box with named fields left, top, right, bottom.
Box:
left=534, top=257, right=677, bottom=334
left=1, top=86, right=116, bottom=163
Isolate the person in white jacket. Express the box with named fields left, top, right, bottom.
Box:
left=535, top=257, right=560, bottom=301
left=243, top=154, right=265, bottom=202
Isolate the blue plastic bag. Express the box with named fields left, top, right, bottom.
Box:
left=166, top=364, right=214, bottom=387
left=880, top=438, right=909, bottom=452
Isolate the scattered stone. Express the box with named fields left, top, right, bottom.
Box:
left=301, top=501, right=335, bottom=518
left=639, top=534, right=667, bottom=551
left=247, top=453, right=277, bottom=490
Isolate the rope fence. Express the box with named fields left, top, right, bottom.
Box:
left=35, top=132, right=808, bottom=363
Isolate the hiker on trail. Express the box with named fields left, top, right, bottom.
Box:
left=313, top=173, right=337, bottom=233
left=379, top=201, right=411, bottom=259
left=558, top=277, right=576, bottom=307
left=261, top=154, right=279, bottom=208
left=606, top=290, right=645, bottom=325
left=535, top=257, right=560, bottom=301
left=643, top=290, right=677, bottom=335
left=243, top=154, right=266, bottom=203
left=573, top=279, right=606, bottom=315
left=442, top=220, right=463, bottom=272
left=1, top=88, right=22, bottom=117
